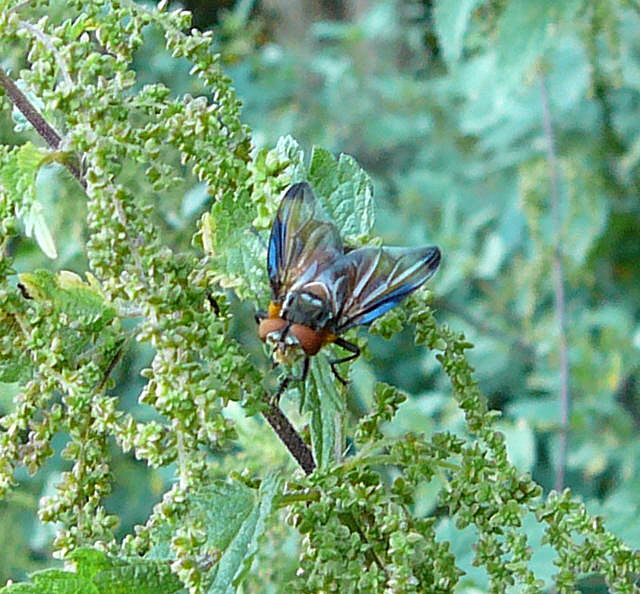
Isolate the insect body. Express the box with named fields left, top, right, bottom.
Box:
left=257, top=182, right=441, bottom=384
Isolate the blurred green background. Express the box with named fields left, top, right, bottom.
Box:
left=2, top=0, right=640, bottom=591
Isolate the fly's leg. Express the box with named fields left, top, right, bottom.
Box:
left=329, top=338, right=360, bottom=385
left=272, top=356, right=310, bottom=404
left=273, top=375, right=290, bottom=404
left=206, top=292, right=221, bottom=316
left=298, top=356, right=311, bottom=383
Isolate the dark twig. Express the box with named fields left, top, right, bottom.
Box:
left=0, top=66, right=85, bottom=187
left=540, top=74, right=571, bottom=493
left=262, top=397, right=316, bottom=475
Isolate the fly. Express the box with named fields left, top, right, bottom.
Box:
left=257, top=182, right=441, bottom=387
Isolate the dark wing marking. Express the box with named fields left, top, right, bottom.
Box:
left=267, top=182, right=344, bottom=301
left=324, top=245, right=441, bottom=332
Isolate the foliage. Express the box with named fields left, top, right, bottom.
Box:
left=0, top=1, right=639, bottom=593
left=0, top=547, right=184, bottom=594
left=230, top=0, right=640, bottom=559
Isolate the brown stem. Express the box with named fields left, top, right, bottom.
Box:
left=262, top=398, right=316, bottom=475
left=0, top=66, right=85, bottom=187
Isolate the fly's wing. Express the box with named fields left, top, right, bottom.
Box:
left=327, top=245, right=441, bottom=333
left=268, top=182, right=344, bottom=301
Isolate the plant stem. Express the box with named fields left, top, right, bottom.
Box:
left=539, top=74, right=571, bottom=492
left=0, top=66, right=84, bottom=187
left=262, top=399, right=316, bottom=474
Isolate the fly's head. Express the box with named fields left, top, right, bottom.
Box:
left=258, top=313, right=330, bottom=364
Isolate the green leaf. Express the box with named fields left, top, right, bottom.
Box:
left=271, top=135, right=307, bottom=181
left=0, top=549, right=182, bottom=594
left=0, top=143, right=62, bottom=259
left=308, top=147, right=375, bottom=239
left=66, top=548, right=114, bottom=579
left=13, top=270, right=118, bottom=368
left=0, top=312, right=32, bottom=382
left=148, top=477, right=281, bottom=593
left=206, top=186, right=266, bottom=302
left=508, top=396, right=559, bottom=431
left=0, top=143, right=38, bottom=200
left=194, top=482, right=257, bottom=550
left=434, top=0, right=482, bottom=66
left=200, top=474, right=281, bottom=593
left=305, top=355, right=346, bottom=468
left=92, top=562, right=183, bottom=594
left=22, top=201, right=57, bottom=259
left=18, top=270, right=116, bottom=330
left=543, top=36, right=590, bottom=115
left=0, top=569, right=97, bottom=594
left=562, top=158, right=609, bottom=265
left=587, top=482, right=640, bottom=549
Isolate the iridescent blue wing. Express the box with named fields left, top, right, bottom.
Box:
left=323, top=245, right=441, bottom=332
left=268, top=182, right=344, bottom=301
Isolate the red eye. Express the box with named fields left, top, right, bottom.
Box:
left=289, top=324, right=324, bottom=356
left=258, top=317, right=288, bottom=342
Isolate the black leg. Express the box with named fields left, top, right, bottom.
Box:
left=329, top=338, right=360, bottom=385
left=17, top=282, right=32, bottom=299
left=273, top=375, right=291, bottom=404
left=255, top=309, right=267, bottom=324
left=206, top=292, right=221, bottom=316
left=299, top=356, right=310, bottom=382
left=272, top=357, right=310, bottom=404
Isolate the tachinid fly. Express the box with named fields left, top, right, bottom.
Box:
left=257, top=182, right=441, bottom=384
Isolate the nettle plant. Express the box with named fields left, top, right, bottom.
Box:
left=0, top=2, right=638, bottom=593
